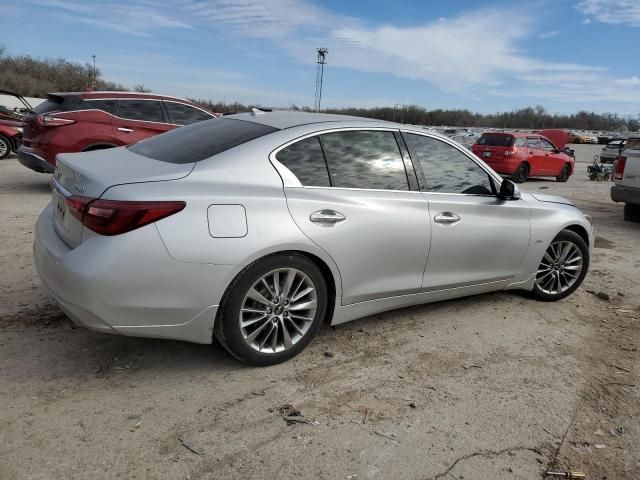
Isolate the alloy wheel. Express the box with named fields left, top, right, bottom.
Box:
left=0, top=138, right=8, bottom=158
left=239, top=268, right=317, bottom=354
left=535, top=240, right=583, bottom=295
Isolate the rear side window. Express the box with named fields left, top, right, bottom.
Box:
left=118, top=99, right=165, bottom=122
left=80, top=99, right=117, bottom=115
left=165, top=102, right=212, bottom=125
left=320, top=130, right=409, bottom=191
left=515, top=137, right=527, bottom=147
left=129, top=118, right=278, bottom=164
left=477, top=134, right=514, bottom=147
left=404, top=133, right=494, bottom=195
left=275, top=136, right=331, bottom=187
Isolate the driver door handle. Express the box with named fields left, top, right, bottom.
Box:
left=434, top=212, right=461, bottom=225
left=117, top=127, right=134, bottom=133
left=310, top=209, right=346, bottom=226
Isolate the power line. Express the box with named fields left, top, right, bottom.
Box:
left=314, top=48, right=328, bottom=113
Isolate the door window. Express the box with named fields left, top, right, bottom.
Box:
left=166, top=102, right=213, bottom=125
left=541, top=138, right=556, bottom=152
left=118, top=100, right=165, bottom=122
left=80, top=99, right=117, bottom=115
left=275, top=136, right=331, bottom=187
left=404, top=133, right=494, bottom=195
left=515, top=137, right=527, bottom=147
left=526, top=137, right=542, bottom=149
left=320, top=130, right=409, bottom=191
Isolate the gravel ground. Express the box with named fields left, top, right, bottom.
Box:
left=0, top=145, right=638, bottom=479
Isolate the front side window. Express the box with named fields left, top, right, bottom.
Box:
left=541, top=138, right=556, bottom=152
left=166, top=102, right=213, bottom=125
left=118, top=99, right=165, bottom=122
left=404, top=133, right=494, bottom=195
left=527, top=137, right=542, bottom=149
left=320, top=130, right=409, bottom=191
left=275, top=136, right=331, bottom=187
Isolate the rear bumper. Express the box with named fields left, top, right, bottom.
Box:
left=33, top=203, right=236, bottom=344
left=18, top=146, right=55, bottom=173
left=611, top=184, right=640, bottom=205
left=482, top=158, right=520, bottom=175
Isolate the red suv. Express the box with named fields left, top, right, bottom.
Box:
left=471, top=132, right=574, bottom=183
left=18, top=91, right=216, bottom=173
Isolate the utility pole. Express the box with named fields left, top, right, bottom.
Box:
left=91, top=54, right=96, bottom=90
left=314, top=48, right=328, bottom=113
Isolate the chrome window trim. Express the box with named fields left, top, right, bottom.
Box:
left=47, top=98, right=214, bottom=126
left=400, top=128, right=505, bottom=196
left=269, top=126, right=411, bottom=191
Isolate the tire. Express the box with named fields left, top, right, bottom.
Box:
left=556, top=165, right=571, bottom=182
left=624, top=203, right=640, bottom=223
left=214, top=253, right=328, bottom=366
left=531, top=230, right=589, bottom=302
left=0, top=134, right=10, bottom=160
left=603, top=173, right=610, bottom=181
left=512, top=163, right=529, bottom=183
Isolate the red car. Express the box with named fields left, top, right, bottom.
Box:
left=18, top=91, right=216, bottom=173
left=471, top=131, right=574, bottom=183
left=0, top=90, right=34, bottom=159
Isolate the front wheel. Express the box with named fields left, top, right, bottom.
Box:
left=556, top=165, right=571, bottom=182
left=532, top=230, right=589, bottom=302
left=214, top=253, right=328, bottom=366
left=0, top=134, right=11, bottom=159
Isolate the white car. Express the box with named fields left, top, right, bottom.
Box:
left=611, top=137, right=640, bottom=221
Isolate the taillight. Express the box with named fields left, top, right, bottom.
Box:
left=38, top=115, right=76, bottom=127
left=614, top=156, right=626, bottom=180
left=65, top=197, right=185, bottom=236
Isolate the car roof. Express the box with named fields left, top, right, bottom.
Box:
left=226, top=110, right=388, bottom=130
left=49, top=91, right=202, bottom=104
left=481, top=131, right=537, bottom=138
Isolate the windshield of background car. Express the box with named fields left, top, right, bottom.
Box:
left=128, top=118, right=278, bottom=164
left=476, top=134, right=515, bottom=147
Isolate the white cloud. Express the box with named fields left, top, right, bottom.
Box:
left=615, top=76, right=640, bottom=86
left=539, top=30, right=560, bottom=38
left=577, top=0, right=640, bottom=27
left=582, top=18, right=592, bottom=25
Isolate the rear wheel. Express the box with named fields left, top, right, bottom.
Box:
left=0, top=134, right=11, bottom=159
left=214, top=253, right=328, bottom=366
left=624, top=203, right=640, bottom=223
left=532, top=230, right=589, bottom=302
left=512, top=163, right=529, bottom=183
left=556, top=165, right=571, bottom=182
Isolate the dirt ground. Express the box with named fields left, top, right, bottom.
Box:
left=0, top=145, right=638, bottom=480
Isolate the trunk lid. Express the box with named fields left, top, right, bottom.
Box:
left=51, top=147, right=194, bottom=247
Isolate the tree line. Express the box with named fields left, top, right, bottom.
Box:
left=1, top=47, right=637, bottom=132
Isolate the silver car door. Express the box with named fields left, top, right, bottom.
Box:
left=272, top=129, right=431, bottom=305
left=403, top=131, right=531, bottom=290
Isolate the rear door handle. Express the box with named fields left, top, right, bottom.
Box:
left=117, top=127, right=134, bottom=133
left=310, top=209, right=346, bottom=226
left=434, top=212, right=461, bottom=225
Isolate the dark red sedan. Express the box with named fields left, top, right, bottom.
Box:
left=18, top=91, right=216, bottom=173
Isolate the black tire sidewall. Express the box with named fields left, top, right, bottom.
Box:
left=532, top=230, right=590, bottom=302
left=557, top=165, right=570, bottom=182
left=513, top=164, right=528, bottom=183
left=216, top=253, right=328, bottom=366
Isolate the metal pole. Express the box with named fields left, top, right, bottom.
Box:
left=314, top=48, right=328, bottom=113
left=91, top=55, right=96, bottom=89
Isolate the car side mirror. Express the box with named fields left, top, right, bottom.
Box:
left=498, top=179, right=521, bottom=200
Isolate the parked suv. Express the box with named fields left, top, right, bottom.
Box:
left=611, top=137, right=640, bottom=222
left=18, top=92, right=216, bottom=173
left=471, top=132, right=574, bottom=183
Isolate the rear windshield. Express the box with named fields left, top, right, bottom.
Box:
left=32, top=95, right=81, bottom=114
left=128, top=118, right=278, bottom=164
left=477, top=134, right=515, bottom=147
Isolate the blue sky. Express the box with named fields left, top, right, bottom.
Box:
left=2, top=0, right=640, bottom=114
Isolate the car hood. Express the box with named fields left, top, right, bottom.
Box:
left=530, top=192, right=575, bottom=206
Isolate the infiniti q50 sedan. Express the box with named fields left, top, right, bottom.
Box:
left=34, top=111, right=593, bottom=365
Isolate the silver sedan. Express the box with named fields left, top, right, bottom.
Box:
left=34, top=111, right=593, bottom=365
